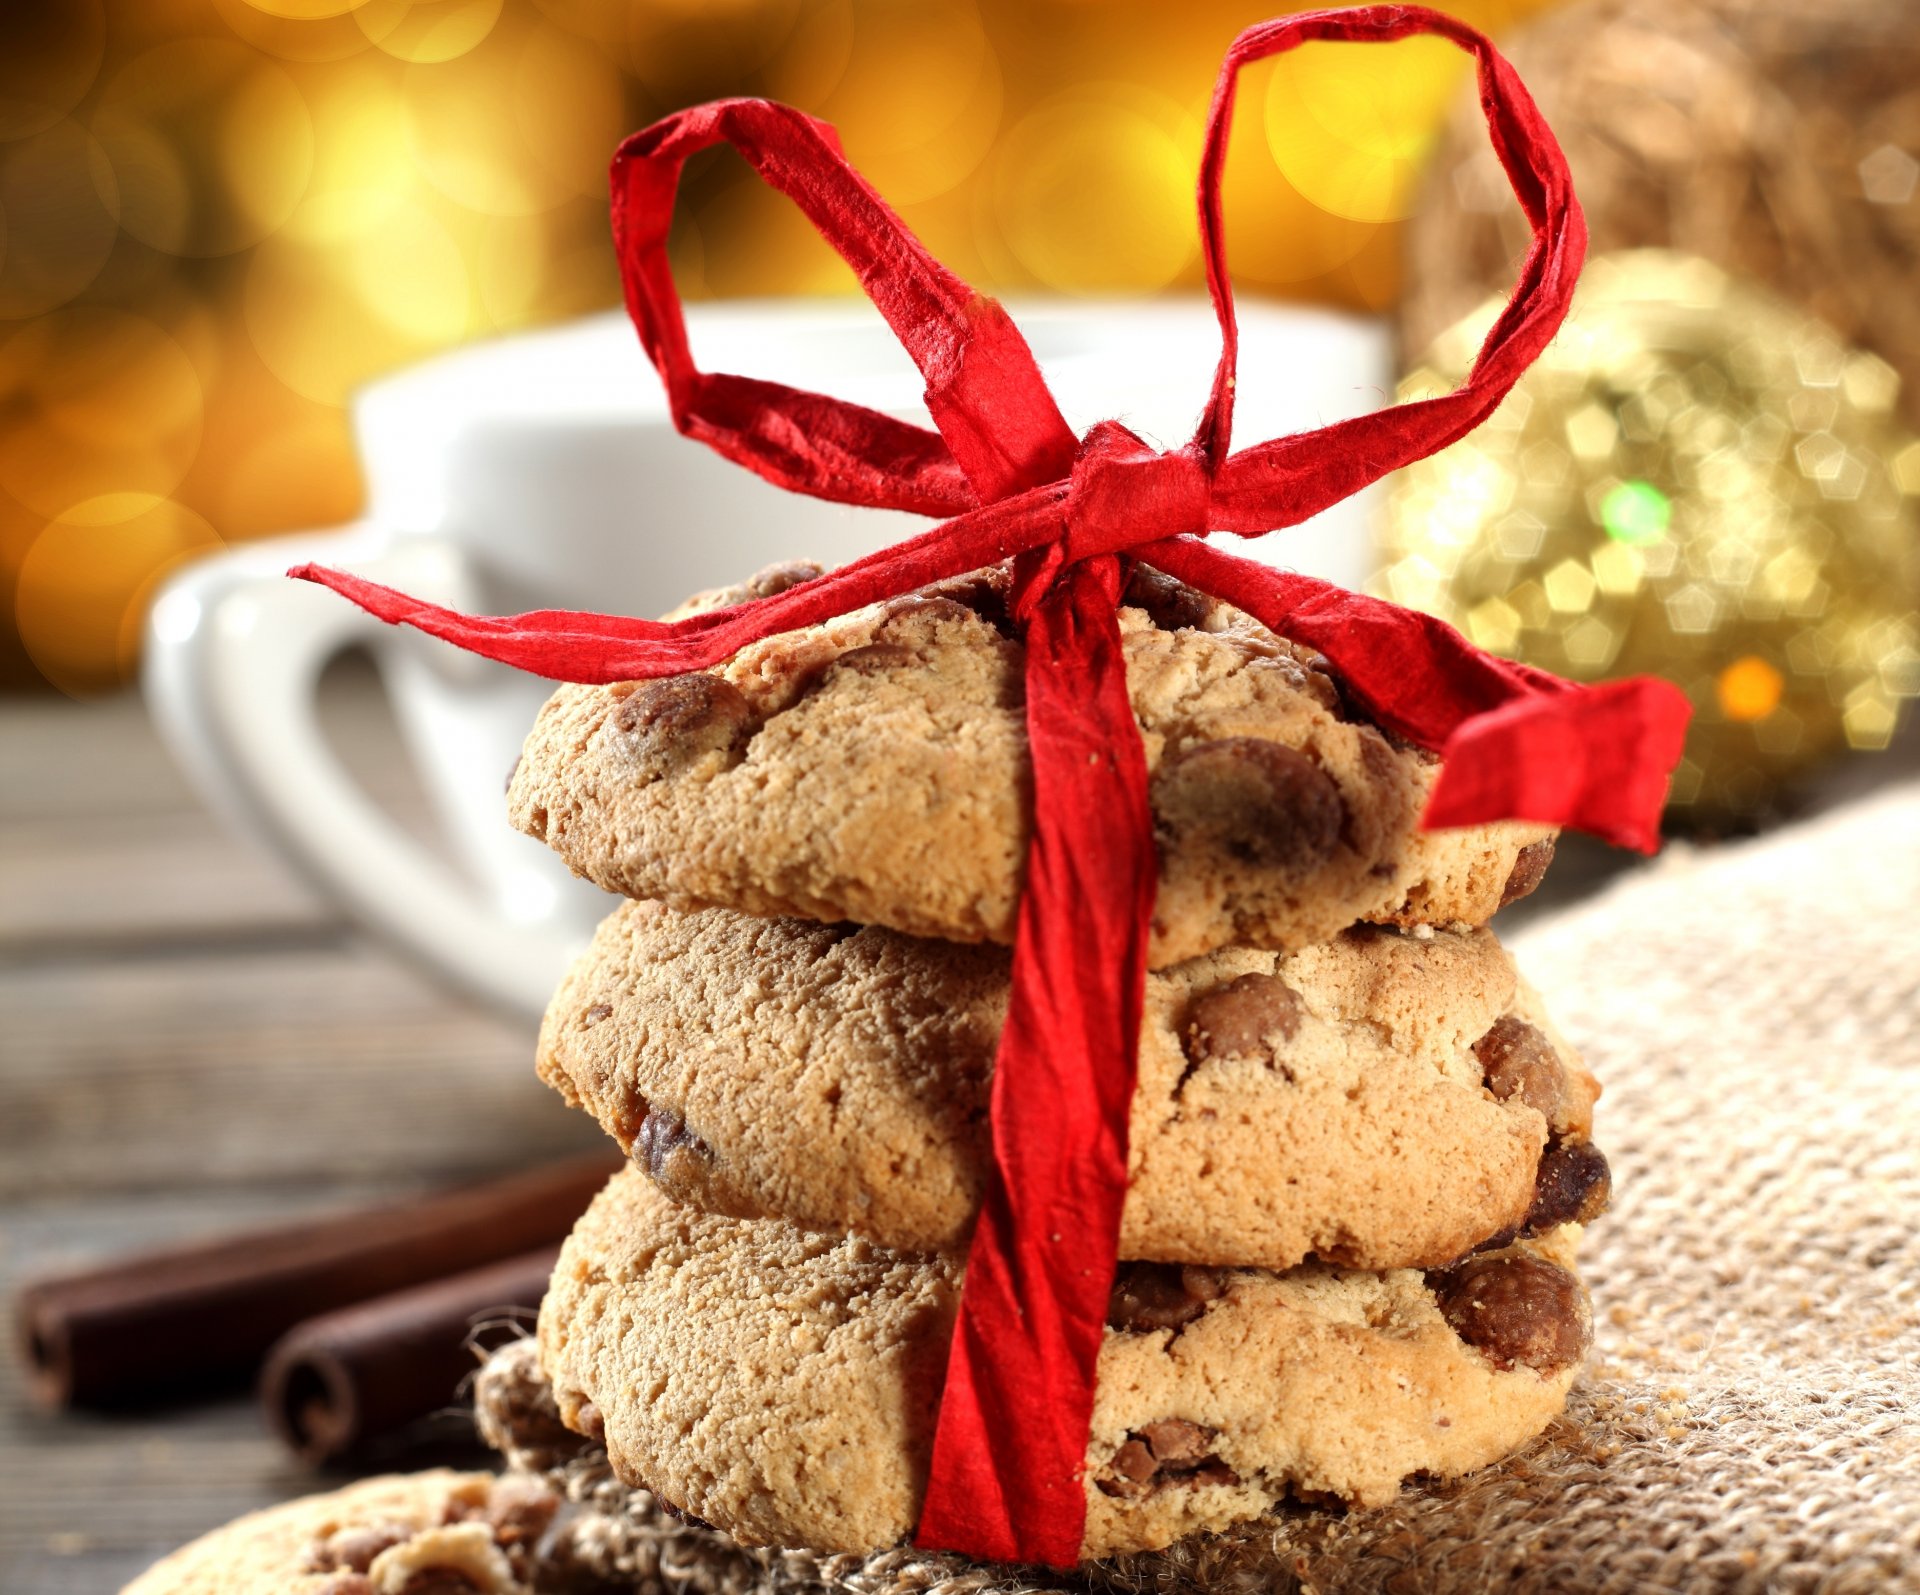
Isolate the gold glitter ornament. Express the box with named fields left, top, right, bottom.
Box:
left=1379, top=250, right=1920, bottom=821
left=1401, top=0, right=1920, bottom=438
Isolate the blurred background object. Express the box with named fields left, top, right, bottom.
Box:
left=0, top=0, right=1565, bottom=695
left=1404, top=0, right=1920, bottom=432
left=1381, top=252, right=1920, bottom=821
left=1396, top=0, right=1920, bottom=822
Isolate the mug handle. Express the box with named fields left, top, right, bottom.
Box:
left=143, top=525, right=578, bottom=1020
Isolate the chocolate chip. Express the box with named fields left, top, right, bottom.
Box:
left=1184, top=974, right=1303, bottom=1072
left=921, top=569, right=1015, bottom=631
left=634, top=1107, right=717, bottom=1205
left=1123, top=564, right=1214, bottom=631
left=741, top=559, right=823, bottom=599
left=654, top=1496, right=717, bottom=1532
left=1501, top=838, right=1556, bottom=906
left=1152, top=738, right=1345, bottom=877
left=573, top=1400, right=605, bottom=1443
left=1301, top=654, right=1348, bottom=717
left=1107, top=1262, right=1228, bottom=1331
left=1524, top=1138, right=1612, bottom=1233
left=485, top=1477, right=562, bottom=1547
left=311, top=1523, right=410, bottom=1573
left=1097, top=1419, right=1239, bottom=1498
left=611, top=675, right=754, bottom=781
left=1137, top=1418, right=1214, bottom=1465
left=880, top=593, right=980, bottom=629
left=582, top=1003, right=613, bottom=1029
left=1108, top=1438, right=1158, bottom=1488
left=827, top=642, right=919, bottom=676
left=396, top=1573, right=483, bottom=1595
left=1429, top=1254, right=1588, bottom=1374
left=1475, top=1015, right=1576, bottom=1135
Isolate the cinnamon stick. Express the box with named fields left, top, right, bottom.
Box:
left=261, top=1246, right=558, bottom=1466
left=15, top=1150, right=621, bottom=1409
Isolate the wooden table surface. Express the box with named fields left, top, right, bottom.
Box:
left=0, top=666, right=603, bottom=1594
left=5, top=667, right=1913, bottom=1593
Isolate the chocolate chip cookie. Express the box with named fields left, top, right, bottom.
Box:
left=121, top=1471, right=571, bottom=1595
left=538, top=1167, right=1592, bottom=1560
left=538, top=902, right=1604, bottom=1269
left=507, top=562, right=1555, bottom=968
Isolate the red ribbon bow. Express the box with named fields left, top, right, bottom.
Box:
left=294, top=4, right=1690, bottom=1568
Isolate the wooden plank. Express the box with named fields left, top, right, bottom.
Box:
left=0, top=813, right=336, bottom=951
left=0, top=659, right=432, bottom=824
left=0, top=1186, right=496, bottom=1594
left=0, top=941, right=602, bottom=1196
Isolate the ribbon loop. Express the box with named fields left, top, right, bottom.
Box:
left=1191, top=5, right=1585, bottom=522
left=611, top=101, right=1076, bottom=513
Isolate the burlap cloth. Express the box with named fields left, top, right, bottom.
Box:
left=490, top=785, right=1920, bottom=1594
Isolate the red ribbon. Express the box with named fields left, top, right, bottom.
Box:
left=292, top=5, right=1690, bottom=1567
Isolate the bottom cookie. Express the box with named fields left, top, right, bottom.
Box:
left=118, top=1469, right=610, bottom=1595
left=538, top=1169, right=1592, bottom=1561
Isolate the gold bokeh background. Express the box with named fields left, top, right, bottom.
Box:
left=0, top=0, right=1563, bottom=695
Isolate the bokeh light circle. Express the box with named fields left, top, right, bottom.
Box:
left=1382, top=251, right=1920, bottom=816
left=93, top=40, right=313, bottom=257
left=349, top=204, right=472, bottom=341
left=87, top=118, right=194, bottom=254
left=403, top=15, right=622, bottom=216
left=527, top=0, right=629, bottom=48
left=211, top=0, right=378, bottom=64
left=282, top=63, right=413, bottom=242
left=355, top=0, right=504, bottom=65
left=1219, top=63, right=1377, bottom=289
left=0, top=309, right=204, bottom=517
left=625, top=0, right=801, bottom=101
left=246, top=203, right=473, bottom=403
left=1264, top=36, right=1466, bottom=224
left=16, top=494, right=223, bottom=696
left=219, top=409, right=364, bottom=534
left=3, top=305, right=202, bottom=450
left=513, top=25, right=632, bottom=201
left=0, top=120, right=121, bottom=320
left=0, top=0, right=107, bottom=142
left=822, top=0, right=1001, bottom=205
left=693, top=167, right=859, bottom=298
left=475, top=211, right=550, bottom=328
left=992, top=85, right=1197, bottom=293
left=237, top=0, right=367, bottom=18
left=767, top=0, right=854, bottom=110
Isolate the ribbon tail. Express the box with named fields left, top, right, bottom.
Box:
left=286, top=563, right=680, bottom=683
left=915, top=559, right=1155, bottom=1567
left=287, top=487, right=1071, bottom=684
left=1424, top=676, right=1692, bottom=852
left=1141, top=537, right=1691, bottom=853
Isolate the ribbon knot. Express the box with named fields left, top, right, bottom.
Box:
left=1011, top=423, right=1211, bottom=617
left=1067, top=423, right=1211, bottom=560
left=288, top=6, right=1695, bottom=1569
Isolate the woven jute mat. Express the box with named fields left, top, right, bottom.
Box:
left=491, top=785, right=1920, bottom=1594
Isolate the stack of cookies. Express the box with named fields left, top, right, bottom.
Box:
left=501, top=559, right=1611, bottom=1562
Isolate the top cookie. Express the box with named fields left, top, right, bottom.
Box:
left=509, top=562, right=1554, bottom=967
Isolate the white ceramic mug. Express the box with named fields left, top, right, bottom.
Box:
left=143, top=299, right=1390, bottom=1021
